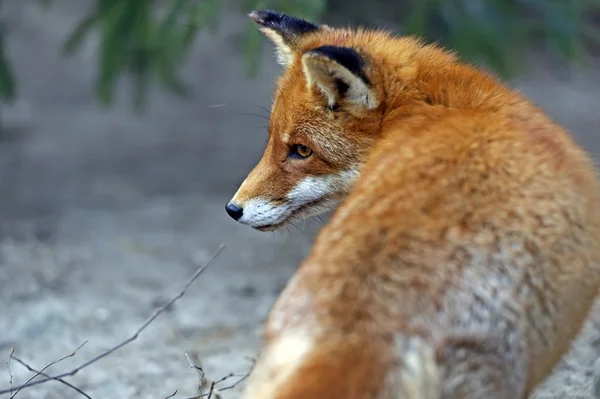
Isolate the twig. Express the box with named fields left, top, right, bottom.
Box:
left=6, top=348, right=13, bottom=396
left=165, top=390, right=178, bottom=399
left=9, top=341, right=87, bottom=398
left=175, top=356, right=255, bottom=399
left=205, top=381, right=216, bottom=399
left=183, top=351, right=210, bottom=399
left=185, top=351, right=205, bottom=385
left=209, top=357, right=255, bottom=395
left=593, top=356, right=600, bottom=398
left=0, top=243, right=225, bottom=396
left=213, top=372, right=247, bottom=386
left=10, top=355, right=90, bottom=398
left=210, top=371, right=251, bottom=392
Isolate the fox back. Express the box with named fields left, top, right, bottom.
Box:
left=235, top=10, right=600, bottom=399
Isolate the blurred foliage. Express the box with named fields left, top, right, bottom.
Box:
left=0, top=0, right=598, bottom=113
left=0, top=20, right=15, bottom=105
left=63, top=0, right=222, bottom=112
left=398, top=0, right=600, bottom=77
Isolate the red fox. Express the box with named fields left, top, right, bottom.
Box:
left=230, top=9, right=600, bottom=399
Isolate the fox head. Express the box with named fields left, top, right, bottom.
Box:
left=225, top=10, right=387, bottom=231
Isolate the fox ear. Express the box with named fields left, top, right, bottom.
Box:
left=249, top=10, right=322, bottom=66
left=302, top=46, right=379, bottom=111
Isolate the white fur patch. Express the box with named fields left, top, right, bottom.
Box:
left=236, top=168, right=359, bottom=229
left=242, top=330, right=314, bottom=399
left=288, top=168, right=358, bottom=204
left=267, top=271, right=313, bottom=334
left=262, top=28, right=295, bottom=66
left=384, top=335, right=442, bottom=399
left=237, top=196, right=288, bottom=227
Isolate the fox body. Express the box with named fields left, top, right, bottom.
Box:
left=229, top=10, right=600, bottom=399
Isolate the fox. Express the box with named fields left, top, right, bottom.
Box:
left=228, top=9, right=600, bottom=399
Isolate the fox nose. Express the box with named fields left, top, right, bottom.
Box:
left=225, top=202, right=244, bottom=221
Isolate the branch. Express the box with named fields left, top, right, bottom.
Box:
left=8, top=342, right=87, bottom=398
left=5, top=348, right=13, bottom=396
left=172, top=354, right=255, bottom=399
left=10, top=353, right=90, bottom=398
left=185, top=351, right=205, bottom=387
left=0, top=243, right=225, bottom=396
left=594, top=356, right=600, bottom=398
left=209, top=367, right=253, bottom=393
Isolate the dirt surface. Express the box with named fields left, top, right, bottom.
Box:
left=0, top=2, right=599, bottom=398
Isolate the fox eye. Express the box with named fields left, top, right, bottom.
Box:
left=289, top=144, right=313, bottom=159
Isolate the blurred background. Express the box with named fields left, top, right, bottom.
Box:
left=0, top=1, right=599, bottom=398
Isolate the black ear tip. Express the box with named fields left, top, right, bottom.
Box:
left=309, top=46, right=371, bottom=85
left=248, top=9, right=283, bottom=27
left=248, top=9, right=320, bottom=34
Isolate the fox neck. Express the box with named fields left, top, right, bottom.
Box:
left=376, top=39, right=519, bottom=128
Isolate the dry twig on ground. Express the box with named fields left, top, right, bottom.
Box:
left=9, top=346, right=91, bottom=398
left=167, top=352, right=254, bottom=399
left=593, top=357, right=600, bottom=398
left=7, top=342, right=87, bottom=398
left=0, top=243, right=225, bottom=397
left=5, top=348, right=13, bottom=397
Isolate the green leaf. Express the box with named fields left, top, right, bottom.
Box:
left=63, top=12, right=99, bottom=55
left=0, top=59, right=16, bottom=103
left=96, top=0, right=131, bottom=106
left=0, top=22, right=16, bottom=103
left=156, top=0, right=188, bottom=89
left=129, top=0, right=155, bottom=112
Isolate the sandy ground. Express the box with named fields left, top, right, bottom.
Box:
left=0, top=2, right=599, bottom=398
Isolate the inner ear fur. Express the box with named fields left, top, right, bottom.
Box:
left=301, top=45, right=379, bottom=111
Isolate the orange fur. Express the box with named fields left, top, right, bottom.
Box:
left=234, top=10, right=600, bottom=399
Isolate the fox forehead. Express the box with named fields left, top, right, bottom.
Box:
left=270, top=74, right=325, bottom=136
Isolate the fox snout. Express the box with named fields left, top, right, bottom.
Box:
left=225, top=167, right=359, bottom=231
left=224, top=195, right=300, bottom=232
left=225, top=202, right=243, bottom=221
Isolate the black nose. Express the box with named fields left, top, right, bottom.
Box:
left=225, top=202, right=244, bottom=221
